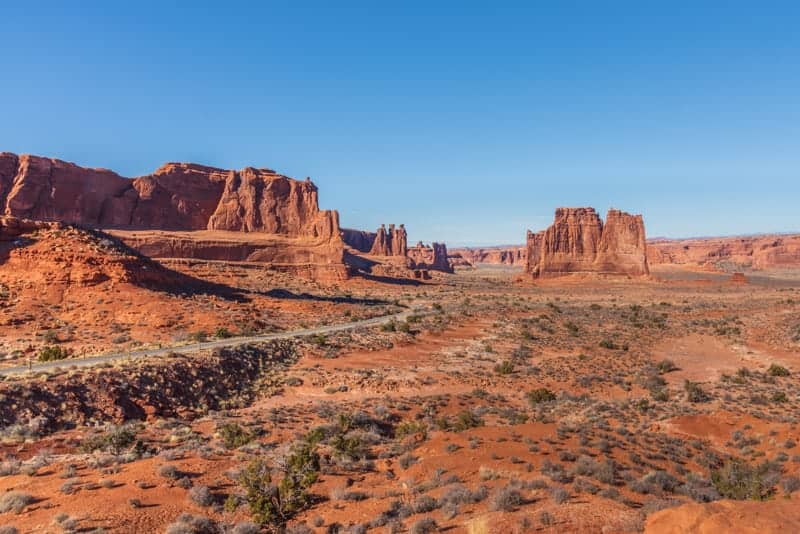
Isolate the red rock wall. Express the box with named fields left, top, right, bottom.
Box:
left=527, top=207, right=649, bottom=278
left=647, top=234, right=800, bottom=270
left=0, top=153, right=341, bottom=241
left=342, top=228, right=377, bottom=252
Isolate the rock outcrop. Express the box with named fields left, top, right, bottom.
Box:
left=407, top=241, right=453, bottom=273
left=526, top=207, right=649, bottom=278
left=0, top=153, right=340, bottom=239
left=369, top=224, right=407, bottom=256
left=449, top=246, right=527, bottom=266
left=341, top=228, right=377, bottom=253
left=0, top=153, right=346, bottom=281
left=647, top=234, right=800, bottom=271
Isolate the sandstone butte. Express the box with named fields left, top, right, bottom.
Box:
left=526, top=207, right=650, bottom=278
left=0, top=152, right=347, bottom=281
left=342, top=224, right=453, bottom=274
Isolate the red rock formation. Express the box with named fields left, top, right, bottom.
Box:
left=525, top=231, right=543, bottom=274
left=369, top=224, right=407, bottom=256
left=527, top=207, right=649, bottom=278
left=647, top=234, right=800, bottom=271
left=595, top=209, right=649, bottom=276
left=0, top=152, right=340, bottom=239
left=449, top=246, right=527, bottom=266
left=342, top=228, right=377, bottom=253
left=0, top=152, right=346, bottom=281
left=407, top=241, right=453, bottom=273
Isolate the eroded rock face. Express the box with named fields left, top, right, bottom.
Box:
left=369, top=224, right=407, bottom=256
left=449, top=246, right=527, bottom=266
left=0, top=153, right=341, bottom=239
left=342, top=228, right=377, bottom=252
left=407, top=241, right=453, bottom=273
left=0, top=152, right=346, bottom=281
left=526, top=207, right=649, bottom=278
left=647, top=235, right=800, bottom=270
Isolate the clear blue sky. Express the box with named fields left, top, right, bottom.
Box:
left=1, top=1, right=798, bottom=246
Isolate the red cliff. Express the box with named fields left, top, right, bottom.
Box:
left=368, top=224, right=408, bottom=256
left=527, top=207, right=649, bottom=278
left=407, top=241, right=453, bottom=273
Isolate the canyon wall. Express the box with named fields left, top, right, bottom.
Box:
left=0, top=153, right=346, bottom=281
left=526, top=207, right=649, bottom=278
left=0, top=153, right=340, bottom=240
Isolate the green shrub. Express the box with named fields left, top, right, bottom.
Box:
left=215, top=327, right=233, bottom=339
left=684, top=380, right=710, bottom=403
left=526, top=388, right=556, bottom=406
left=239, top=432, right=320, bottom=527
left=452, top=411, right=483, bottom=432
left=38, top=345, right=69, bottom=362
left=768, top=364, right=790, bottom=377
left=80, top=425, right=139, bottom=455
left=711, top=459, right=780, bottom=500
left=218, top=423, right=253, bottom=450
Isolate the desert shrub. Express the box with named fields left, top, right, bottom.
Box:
left=159, top=464, right=182, bottom=479
left=631, top=470, right=680, bottom=496
left=452, top=410, right=483, bottom=432
left=657, top=359, right=677, bottom=373
left=780, top=475, right=800, bottom=495
left=80, top=424, right=139, bottom=455
left=541, top=460, right=572, bottom=483
left=0, top=491, right=33, bottom=514
left=684, top=380, right=710, bottom=403
left=489, top=484, right=522, bottom=511
left=526, top=388, right=556, bottom=406
left=38, top=345, right=69, bottom=362
left=0, top=527, right=18, bottom=534
left=218, top=423, right=253, bottom=450
left=215, top=327, right=233, bottom=339
left=679, top=473, right=720, bottom=502
left=494, top=360, right=515, bottom=375
left=189, top=485, right=214, bottom=507
left=411, top=495, right=439, bottom=514
left=164, top=513, right=219, bottom=534
left=711, top=459, right=780, bottom=500
left=231, top=523, right=260, bottom=534
left=239, top=431, right=320, bottom=527
left=550, top=486, right=570, bottom=504
left=768, top=364, right=790, bottom=377
left=409, top=517, right=437, bottom=534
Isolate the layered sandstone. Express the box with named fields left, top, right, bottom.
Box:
left=407, top=241, right=453, bottom=273
left=369, top=224, right=408, bottom=256
left=0, top=153, right=340, bottom=239
left=341, top=228, right=377, bottom=253
left=647, top=234, right=800, bottom=271
left=449, top=246, right=527, bottom=266
left=0, top=153, right=346, bottom=281
left=526, top=207, right=649, bottom=278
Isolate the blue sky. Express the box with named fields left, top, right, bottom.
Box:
left=1, top=1, right=798, bottom=246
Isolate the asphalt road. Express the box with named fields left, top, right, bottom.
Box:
left=1, top=307, right=425, bottom=376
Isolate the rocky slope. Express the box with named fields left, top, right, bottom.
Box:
left=526, top=207, right=649, bottom=278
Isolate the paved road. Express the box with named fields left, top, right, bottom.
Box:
left=1, top=307, right=426, bottom=376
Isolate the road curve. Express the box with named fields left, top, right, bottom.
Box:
left=1, top=307, right=427, bottom=377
